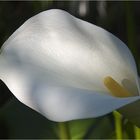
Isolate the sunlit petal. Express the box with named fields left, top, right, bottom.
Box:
left=1, top=9, right=139, bottom=95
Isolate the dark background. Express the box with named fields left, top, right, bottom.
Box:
left=0, top=1, right=140, bottom=139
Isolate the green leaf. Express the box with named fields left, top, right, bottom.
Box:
left=68, top=114, right=114, bottom=139
left=68, top=118, right=95, bottom=139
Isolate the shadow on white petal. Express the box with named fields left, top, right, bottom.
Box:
left=32, top=85, right=140, bottom=122
left=122, top=78, right=139, bottom=96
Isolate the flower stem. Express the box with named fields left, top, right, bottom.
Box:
left=134, top=125, right=140, bottom=139
left=58, top=122, right=70, bottom=139
left=113, top=111, right=123, bottom=139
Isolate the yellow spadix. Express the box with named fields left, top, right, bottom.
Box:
left=104, top=76, right=132, bottom=98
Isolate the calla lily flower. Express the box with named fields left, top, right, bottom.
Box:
left=0, top=9, right=140, bottom=124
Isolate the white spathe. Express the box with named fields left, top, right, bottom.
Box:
left=0, top=9, right=140, bottom=122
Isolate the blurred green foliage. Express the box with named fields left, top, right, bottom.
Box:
left=0, top=1, right=140, bottom=139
